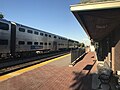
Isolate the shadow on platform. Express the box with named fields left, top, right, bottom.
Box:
left=70, top=62, right=95, bottom=90
left=70, top=62, right=118, bottom=90
left=70, top=71, right=93, bottom=90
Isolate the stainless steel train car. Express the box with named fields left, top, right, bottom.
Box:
left=0, top=19, right=79, bottom=58
left=68, top=39, right=79, bottom=49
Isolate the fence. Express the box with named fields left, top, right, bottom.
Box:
left=71, top=48, right=85, bottom=64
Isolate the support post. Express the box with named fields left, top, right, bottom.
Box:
left=112, top=47, right=115, bottom=73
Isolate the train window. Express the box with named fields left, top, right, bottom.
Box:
left=27, top=30, right=33, bottom=34
left=49, top=43, right=51, bottom=45
left=34, top=31, right=38, bottom=35
left=59, top=37, right=60, bottom=39
left=44, top=43, right=47, bottom=45
left=19, top=28, right=25, bottom=32
left=54, top=36, right=57, bottom=38
left=27, top=41, right=32, bottom=45
left=40, top=42, right=43, bottom=45
left=0, top=39, right=8, bottom=45
left=34, top=42, right=38, bottom=45
left=45, top=34, right=47, bottom=37
left=18, top=41, right=25, bottom=45
left=40, top=33, right=44, bottom=36
left=0, top=22, right=9, bottom=30
left=49, top=35, right=51, bottom=37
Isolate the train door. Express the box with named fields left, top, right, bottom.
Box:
left=53, top=41, right=57, bottom=51
left=10, top=23, right=16, bottom=57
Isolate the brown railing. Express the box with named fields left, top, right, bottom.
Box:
left=71, top=48, right=85, bottom=63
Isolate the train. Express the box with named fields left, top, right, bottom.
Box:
left=0, top=19, right=79, bottom=58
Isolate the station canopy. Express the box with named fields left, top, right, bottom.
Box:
left=70, top=0, right=120, bottom=41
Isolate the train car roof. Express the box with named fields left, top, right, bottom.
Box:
left=0, top=19, right=67, bottom=40
left=15, top=20, right=68, bottom=40
left=0, top=19, right=79, bottom=42
left=0, top=19, right=11, bottom=23
left=68, top=39, right=78, bottom=42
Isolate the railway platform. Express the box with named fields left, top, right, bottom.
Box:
left=0, top=52, right=98, bottom=90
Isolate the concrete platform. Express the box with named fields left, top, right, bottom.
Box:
left=0, top=52, right=97, bottom=90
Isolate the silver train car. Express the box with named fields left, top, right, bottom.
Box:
left=0, top=19, right=79, bottom=58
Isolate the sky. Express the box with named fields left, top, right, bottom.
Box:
left=0, top=0, right=90, bottom=45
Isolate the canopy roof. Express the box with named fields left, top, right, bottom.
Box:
left=70, top=1, right=120, bottom=41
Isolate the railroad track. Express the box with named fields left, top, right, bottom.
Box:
left=0, top=51, right=70, bottom=76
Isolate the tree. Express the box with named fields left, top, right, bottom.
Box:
left=0, top=13, right=4, bottom=19
left=78, top=43, right=85, bottom=48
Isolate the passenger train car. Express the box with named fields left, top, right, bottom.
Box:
left=0, top=19, right=79, bottom=58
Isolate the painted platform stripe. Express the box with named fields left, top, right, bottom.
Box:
left=0, top=53, right=71, bottom=81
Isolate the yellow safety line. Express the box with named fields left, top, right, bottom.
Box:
left=0, top=53, right=70, bottom=81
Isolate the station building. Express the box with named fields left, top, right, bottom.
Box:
left=70, top=0, right=120, bottom=73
